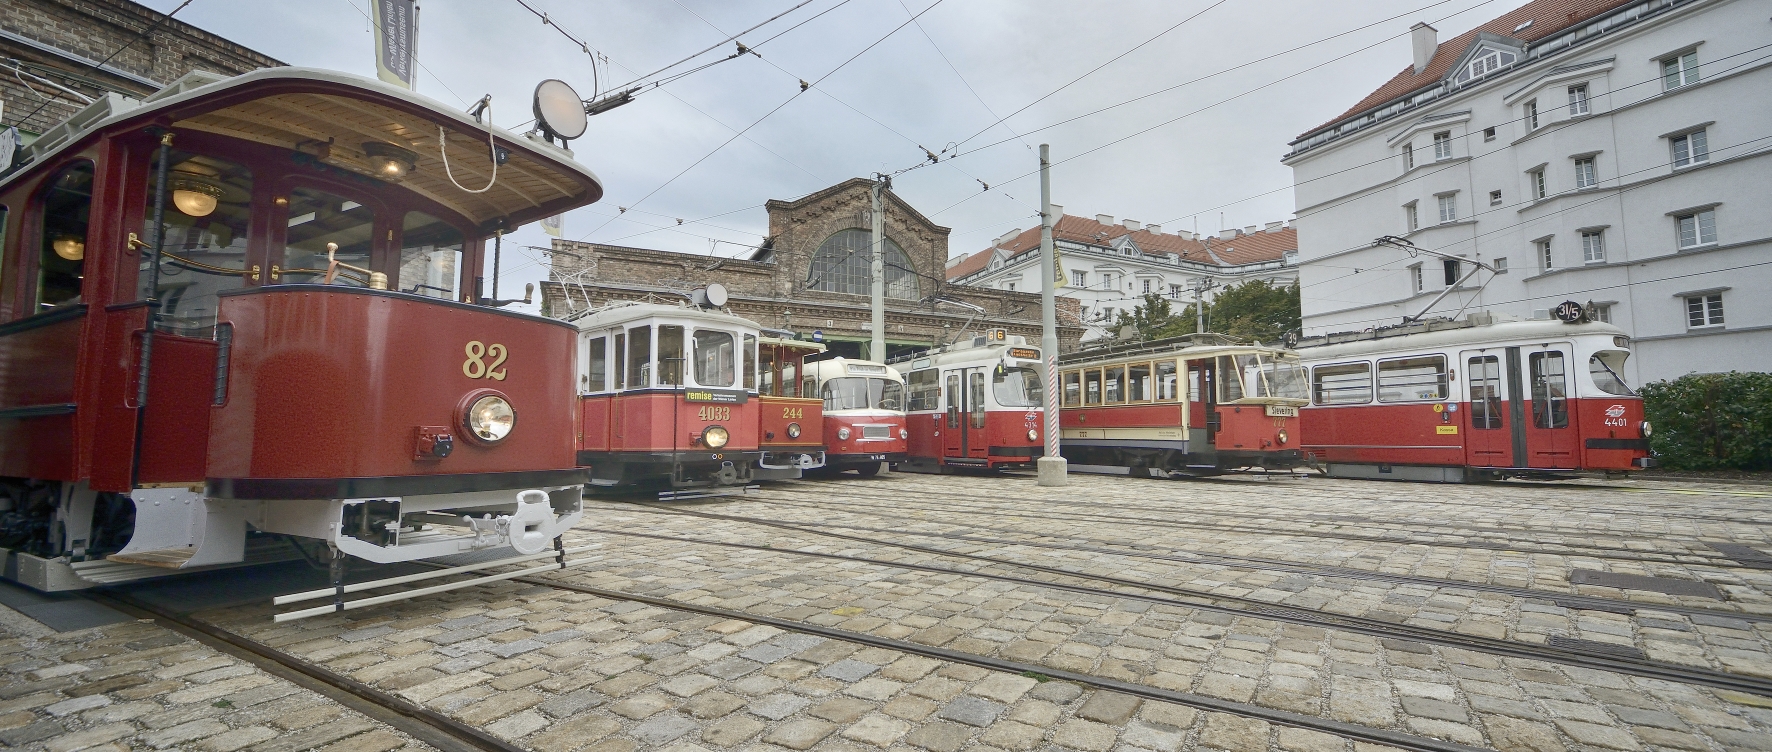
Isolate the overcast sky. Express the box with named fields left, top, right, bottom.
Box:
left=140, top=0, right=1524, bottom=312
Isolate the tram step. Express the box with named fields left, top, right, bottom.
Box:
left=104, top=548, right=199, bottom=568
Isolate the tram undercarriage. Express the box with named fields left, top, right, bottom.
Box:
left=1061, top=440, right=1307, bottom=477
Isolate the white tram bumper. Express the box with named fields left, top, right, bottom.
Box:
left=754, top=450, right=826, bottom=480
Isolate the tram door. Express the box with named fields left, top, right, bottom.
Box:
left=1186, top=360, right=1219, bottom=449
left=942, top=368, right=988, bottom=459
left=1522, top=346, right=1579, bottom=468
left=1461, top=351, right=1509, bottom=467
left=1464, top=347, right=1578, bottom=468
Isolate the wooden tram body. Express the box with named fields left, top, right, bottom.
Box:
left=755, top=336, right=826, bottom=480
left=1295, top=318, right=1653, bottom=482
left=573, top=302, right=763, bottom=490
left=0, top=68, right=603, bottom=590
left=1056, top=336, right=1308, bottom=476
left=801, top=358, right=906, bottom=475
left=895, top=329, right=1045, bottom=472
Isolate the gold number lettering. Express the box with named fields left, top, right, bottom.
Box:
left=782, top=407, right=802, bottom=419
left=463, top=341, right=487, bottom=378
left=486, top=344, right=508, bottom=381
left=698, top=406, right=732, bottom=421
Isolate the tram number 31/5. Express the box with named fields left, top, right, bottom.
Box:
left=463, top=341, right=508, bottom=380
left=698, top=406, right=733, bottom=421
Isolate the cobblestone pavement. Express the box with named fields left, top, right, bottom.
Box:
left=9, top=473, right=1772, bottom=752
left=0, top=616, right=436, bottom=752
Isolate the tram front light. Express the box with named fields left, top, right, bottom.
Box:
left=786, top=423, right=802, bottom=439
left=837, top=427, right=851, bottom=440
left=465, top=394, right=515, bottom=442
left=1277, top=429, right=1289, bottom=445
left=900, top=428, right=909, bottom=440
left=1026, top=429, right=1039, bottom=442
left=702, top=425, right=730, bottom=449
left=1640, top=421, right=1652, bottom=438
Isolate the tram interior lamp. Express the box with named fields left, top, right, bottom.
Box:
left=172, top=178, right=223, bottom=217
left=52, top=236, right=84, bottom=261
left=363, top=142, right=418, bottom=179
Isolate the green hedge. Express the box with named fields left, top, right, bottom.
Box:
left=1639, top=371, right=1772, bottom=470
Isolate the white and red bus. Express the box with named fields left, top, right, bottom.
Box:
left=801, top=358, right=907, bottom=476
left=1295, top=318, right=1653, bottom=482
left=896, top=329, right=1046, bottom=472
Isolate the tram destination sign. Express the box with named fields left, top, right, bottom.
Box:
left=685, top=389, right=747, bottom=404
left=1009, top=347, right=1041, bottom=361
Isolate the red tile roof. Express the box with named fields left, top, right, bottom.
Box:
left=1299, top=0, right=1637, bottom=140
left=947, top=215, right=1295, bottom=281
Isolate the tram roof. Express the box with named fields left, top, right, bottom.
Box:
left=570, top=301, right=763, bottom=333
left=4, top=67, right=603, bottom=230
left=1295, top=318, right=1629, bottom=360
left=1058, top=333, right=1292, bottom=367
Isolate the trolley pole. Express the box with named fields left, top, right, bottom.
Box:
left=1036, top=144, right=1067, bottom=487
left=869, top=175, right=887, bottom=362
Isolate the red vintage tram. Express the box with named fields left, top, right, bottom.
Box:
left=572, top=296, right=764, bottom=492
left=1296, top=317, right=1654, bottom=482
left=896, top=329, right=1045, bottom=471
left=756, top=334, right=827, bottom=480
left=0, top=68, right=603, bottom=590
left=1056, top=335, right=1309, bottom=476
left=802, top=358, right=907, bottom=476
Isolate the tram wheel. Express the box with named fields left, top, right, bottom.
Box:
left=853, top=463, right=882, bottom=478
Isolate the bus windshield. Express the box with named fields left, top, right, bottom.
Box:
left=822, top=377, right=905, bottom=411
left=1236, top=353, right=1309, bottom=400
left=993, top=366, right=1043, bottom=407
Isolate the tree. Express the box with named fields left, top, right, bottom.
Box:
left=1110, top=281, right=1301, bottom=344
left=1111, top=294, right=1178, bottom=340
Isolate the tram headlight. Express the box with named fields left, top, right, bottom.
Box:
left=837, top=427, right=851, bottom=440
left=786, top=423, right=802, bottom=439
left=702, top=425, right=731, bottom=449
left=900, top=428, right=909, bottom=440
left=1277, top=429, right=1289, bottom=445
left=1640, top=421, right=1652, bottom=438
left=464, top=394, right=515, bottom=442
left=1026, top=428, right=1039, bottom=442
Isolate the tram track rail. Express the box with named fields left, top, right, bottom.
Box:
left=694, top=494, right=1772, bottom=624
left=86, top=590, right=524, bottom=752
left=597, top=504, right=1772, bottom=698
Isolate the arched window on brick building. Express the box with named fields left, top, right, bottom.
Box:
left=806, top=228, right=919, bottom=300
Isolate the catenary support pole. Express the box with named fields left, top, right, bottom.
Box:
left=870, top=176, right=887, bottom=361
left=1036, top=144, right=1066, bottom=487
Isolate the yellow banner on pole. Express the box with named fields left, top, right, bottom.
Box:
left=1053, top=249, right=1065, bottom=286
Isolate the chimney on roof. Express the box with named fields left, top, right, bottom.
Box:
left=946, top=253, right=968, bottom=269
left=1095, top=214, right=1115, bottom=225
left=1411, top=22, right=1437, bottom=74
left=1122, top=219, right=1142, bottom=231
left=995, top=228, right=1022, bottom=246
left=1243, top=225, right=1257, bottom=236
left=1264, top=221, right=1283, bottom=233
left=1146, top=223, right=1161, bottom=234
left=1218, top=229, right=1237, bottom=240
left=1178, top=230, right=1193, bottom=240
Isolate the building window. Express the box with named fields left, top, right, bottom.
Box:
left=1437, top=194, right=1457, bottom=224
left=1102, top=272, right=1117, bottom=290
left=1573, top=157, right=1598, bottom=189
left=1567, top=84, right=1589, bottom=116
left=1672, top=129, right=1708, bottom=167
left=1402, top=142, right=1414, bottom=170
left=1493, top=257, right=1508, bottom=273
left=1169, top=284, right=1183, bottom=299
left=1433, top=131, right=1452, bottom=160
left=1686, top=293, right=1723, bottom=327
left=1581, top=230, right=1605, bottom=263
left=1537, top=238, right=1553, bottom=270
left=1071, top=270, right=1087, bottom=287
left=1525, top=100, right=1539, bottom=130
left=806, top=228, right=919, bottom=299
left=1489, top=190, right=1502, bottom=207
left=1590, top=303, right=1611, bottom=323
left=1101, top=306, right=1114, bottom=321
left=1405, top=202, right=1419, bottom=232
left=1141, top=279, right=1151, bottom=294
left=1676, top=209, right=1717, bottom=249
left=1530, top=168, right=1547, bottom=199
left=1483, top=127, right=1496, bottom=142
left=1410, top=263, right=1423, bottom=293
left=1662, top=51, right=1699, bottom=90
left=1442, top=258, right=1461, bottom=286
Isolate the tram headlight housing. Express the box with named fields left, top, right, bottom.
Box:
left=1640, top=421, right=1652, bottom=438
left=463, top=393, right=515, bottom=443
left=900, top=428, right=909, bottom=440
left=786, top=422, right=802, bottom=439
left=1027, top=428, right=1039, bottom=442
left=702, top=425, right=730, bottom=449
left=1277, top=429, right=1289, bottom=446
left=837, top=427, right=851, bottom=440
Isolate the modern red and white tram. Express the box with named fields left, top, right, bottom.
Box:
left=1056, top=335, right=1309, bottom=476
left=895, top=329, right=1045, bottom=471
left=1295, top=317, right=1654, bottom=482
left=755, top=335, right=827, bottom=480
left=0, top=68, right=603, bottom=590
left=801, top=358, right=906, bottom=476
left=573, top=298, right=764, bottom=491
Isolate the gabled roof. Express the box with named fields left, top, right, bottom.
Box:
left=947, top=214, right=1295, bottom=281
left=1298, top=0, right=1636, bottom=140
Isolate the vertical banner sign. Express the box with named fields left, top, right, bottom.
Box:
left=1053, top=249, right=1065, bottom=285
left=371, top=0, right=417, bottom=89
left=541, top=214, right=564, bottom=237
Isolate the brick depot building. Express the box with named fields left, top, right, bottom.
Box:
left=544, top=179, right=1084, bottom=360
left=2, top=0, right=280, bottom=137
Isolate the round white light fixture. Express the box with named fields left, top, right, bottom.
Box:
left=533, top=79, right=588, bottom=141
left=172, top=179, right=223, bottom=217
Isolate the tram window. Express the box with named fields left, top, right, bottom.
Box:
left=969, top=372, right=987, bottom=429
left=994, top=366, right=1042, bottom=408
left=1127, top=362, right=1152, bottom=402
left=397, top=213, right=463, bottom=300
left=946, top=373, right=961, bottom=428
left=1062, top=371, right=1081, bottom=407
left=760, top=346, right=778, bottom=395
left=1083, top=369, right=1102, bottom=405
left=803, top=375, right=816, bottom=398
left=1468, top=355, right=1502, bottom=429
left=1376, top=355, right=1449, bottom=402
left=1589, top=351, right=1633, bottom=396
left=782, top=360, right=798, bottom=397
left=1216, top=357, right=1245, bottom=402
left=691, top=328, right=733, bottom=387
left=1529, top=351, right=1569, bottom=428
left=35, top=162, right=94, bottom=311
left=743, top=334, right=757, bottom=390
left=1188, top=367, right=1201, bottom=402
left=627, top=326, right=651, bottom=388
left=587, top=336, right=607, bottom=392
left=139, top=152, right=253, bottom=334
left=908, top=369, right=940, bottom=411
left=1312, top=362, right=1373, bottom=405
left=283, top=188, right=376, bottom=286
left=1156, top=360, right=1179, bottom=401
left=658, top=326, right=686, bottom=386
left=1104, top=366, right=1126, bottom=403
left=614, top=333, right=626, bottom=388
left=881, top=380, right=904, bottom=411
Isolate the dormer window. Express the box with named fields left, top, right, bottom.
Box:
left=1455, top=47, right=1516, bottom=84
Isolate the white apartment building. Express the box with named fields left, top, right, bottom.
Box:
left=1284, top=0, right=1771, bottom=384
left=947, top=210, right=1298, bottom=341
